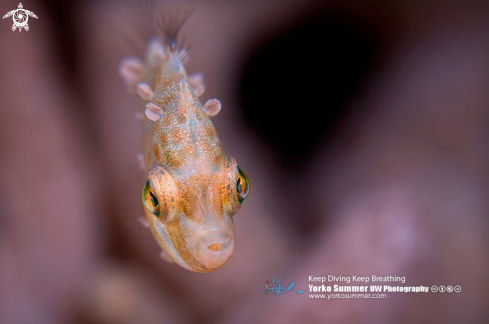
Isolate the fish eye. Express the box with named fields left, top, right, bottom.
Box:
left=150, top=191, right=158, bottom=208
left=143, top=180, right=160, bottom=217
left=236, top=166, right=250, bottom=204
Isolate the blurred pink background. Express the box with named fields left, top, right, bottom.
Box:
left=1, top=0, right=489, bottom=323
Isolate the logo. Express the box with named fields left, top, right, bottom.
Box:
left=265, top=278, right=304, bottom=295
left=431, top=285, right=461, bottom=293
left=3, top=3, right=38, bottom=32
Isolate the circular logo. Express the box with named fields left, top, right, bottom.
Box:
left=439, top=285, right=446, bottom=293
left=11, top=8, right=29, bottom=29
left=14, top=10, right=27, bottom=25
left=454, top=285, right=461, bottom=293
left=431, top=285, right=438, bottom=293
left=446, top=285, right=453, bottom=293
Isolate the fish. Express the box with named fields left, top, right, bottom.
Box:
left=117, top=7, right=250, bottom=273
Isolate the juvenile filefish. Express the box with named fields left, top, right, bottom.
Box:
left=118, top=9, right=250, bottom=273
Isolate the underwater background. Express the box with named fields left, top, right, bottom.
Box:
left=1, top=0, right=488, bottom=323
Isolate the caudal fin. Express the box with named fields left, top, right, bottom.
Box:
left=108, top=1, right=193, bottom=58
left=155, top=6, right=193, bottom=53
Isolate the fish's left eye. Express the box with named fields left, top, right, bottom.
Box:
left=236, top=166, right=250, bottom=204
left=143, top=180, right=160, bottom=217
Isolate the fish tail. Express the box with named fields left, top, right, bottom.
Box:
left=155, top=6, right=193, bottom=53
left=114, top=1, right=193, bottom=92
left=109, top=1, right=192, bottom=57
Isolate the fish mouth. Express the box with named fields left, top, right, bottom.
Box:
left=196, top=230, right=234, bottom=270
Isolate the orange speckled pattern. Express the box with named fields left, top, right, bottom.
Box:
left=135, top=39, right=249, bottom=273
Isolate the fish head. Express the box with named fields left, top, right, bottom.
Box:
left=142, top=157, right=250, bottom=272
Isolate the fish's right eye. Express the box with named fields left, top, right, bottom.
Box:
left=143, top=180, right=160, bottom=217
left=236, top=166, right=250, bottom=204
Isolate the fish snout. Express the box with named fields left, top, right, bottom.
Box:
left=197, top=231, right=234, bottom=269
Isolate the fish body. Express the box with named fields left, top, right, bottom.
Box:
left=118, top=12, right=250, bottom=273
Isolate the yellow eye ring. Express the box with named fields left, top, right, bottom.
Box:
left=236, top=166, right=250, bottom=204
left=143, top=180, right=160, bottom=217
